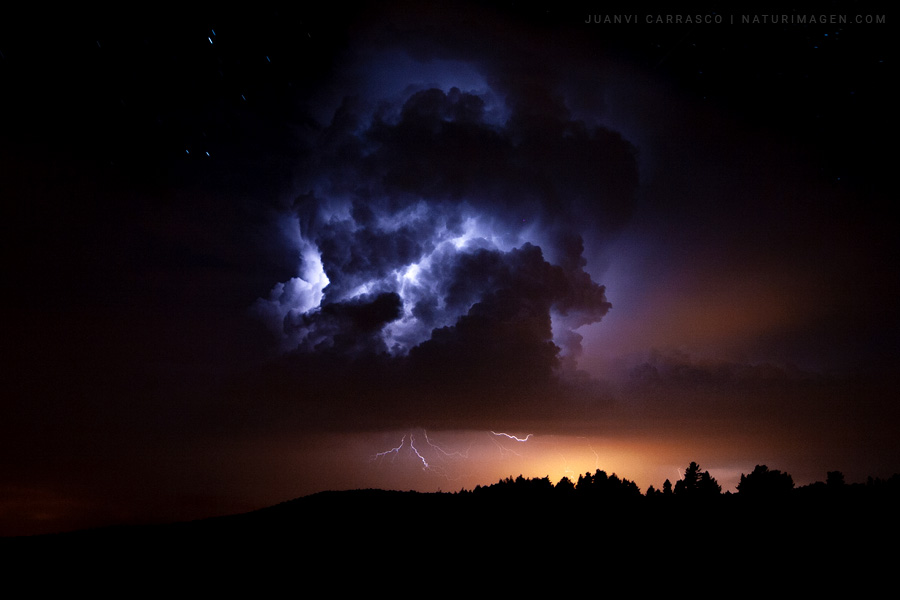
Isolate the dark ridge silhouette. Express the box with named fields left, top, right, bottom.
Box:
left=4, top=464, right=897, bottom=585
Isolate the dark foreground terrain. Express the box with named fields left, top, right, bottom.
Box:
left=4, top=481, right=896, bottom=591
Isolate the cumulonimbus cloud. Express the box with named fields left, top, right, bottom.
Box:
left=252, top=37, right=639, bottom=383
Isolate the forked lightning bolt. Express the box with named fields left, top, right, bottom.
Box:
left=408, top=435, right=429, bottom=469
left=371, top=430, right=461, bottom=476
left=372, top=429, right=535, bottom=480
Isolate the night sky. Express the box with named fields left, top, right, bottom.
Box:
left=2, top=2, right=895, bottom=536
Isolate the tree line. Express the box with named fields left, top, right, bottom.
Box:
left=462, top=462, right=900, bottom=503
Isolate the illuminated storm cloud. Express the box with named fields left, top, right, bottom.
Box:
left=254, top=68, right=638, bottom=375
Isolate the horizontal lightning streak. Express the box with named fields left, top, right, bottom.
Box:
left=491, top=431, right=533, bottom=442
left=372, top=435, right=406, bottom=461
left=424, top=430, right=470, bottom=459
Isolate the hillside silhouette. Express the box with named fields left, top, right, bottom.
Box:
left=6, top=463, right=897, bottom=549
left=4, top=462, right=896, bottom=593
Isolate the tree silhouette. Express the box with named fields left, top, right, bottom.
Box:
left=737, top=465, right=794, bottom=498
left=575, top=469, right=642, bottom=501
left=674, top=462, right=721, bottom=498
left=556, top=476, right=575, bottom=495
left=827, top=471, right=845, bottom=488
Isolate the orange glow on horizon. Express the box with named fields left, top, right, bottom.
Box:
left=267, top=429, right=776, bottom=500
